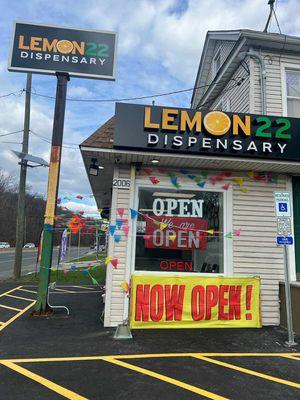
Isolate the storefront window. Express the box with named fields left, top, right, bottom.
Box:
left=135, top=187, right=224, bottom=273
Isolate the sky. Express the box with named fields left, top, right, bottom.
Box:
left=0, top=0, right=298, bottom=216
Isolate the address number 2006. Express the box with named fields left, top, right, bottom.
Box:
left=113, top=178, right=131, bottom=189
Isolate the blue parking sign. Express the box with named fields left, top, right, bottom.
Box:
left=277, top=236, right=293, bottom=245
left=279, top=203, right=288, bottom=212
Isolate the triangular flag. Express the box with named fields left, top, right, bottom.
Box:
left=144, top=168, right=152, bottom=175
left=111, top=258, right=118, bottom=269
left=247, top=171, right=255, bottom=179
left=122, top=225, right=130, bottom=236
left=197, top=181, right=206, bottom=188
left=223, top=171, right=232, bottom=177
left=121, top=280, right=130, bottom=293
left=160, top=222, right=168, bottom=230
left=169, top=234, right=176, bottom=242
left=153, top=220, right=160, bottom=226
left=188, top=175, right=196, bottom=180
left=116, top=219, right=123, bottom=229
left=91, top=265, right=98, bottom=270
left=143, top=234, right=151, bottom=240
left=149, top=176, right=160, bottom=184
left=91, top=277, right=98, bottom=285
left=234, top=177, right=244, bottom=186
left=130, top=208, right=138, bottom=219
left=70, top=265, right=76, bottom=270
left=209, top=177, right=217, bottom=185
left=194, top=176, right=202, bottom=183
left=63, top=269, right=69, bottom=274
left=241, top=187, right=248, bottom=193
left=179, top=169, right=189, bottom=175
left=117, top=208, right=125, bottom=218
left=222, top=183, right=230, bottom=190
left=105, top=256, right=111, bottom=265
left=206, top=229, right=214, bottom=235
left=200, top=171, right=208, bottom=178
left=114, top=234, right=122, bottom=243
left=233, top=229, right=241, bottom=236
left=82, top=269, right=89, bottom=276
left=109, top=225, right=116, bottom=236
left=158, top=167, right=166, bottom=174
left=225, top=232, right=233, bottom=239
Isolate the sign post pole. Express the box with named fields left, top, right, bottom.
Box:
left=34, top=72, right=69, bottom=314
left=283, top=239, right=297, bottom=346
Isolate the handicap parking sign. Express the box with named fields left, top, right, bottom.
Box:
left=274, top=192, right=291, bottom=217
left=279, top=202, right=288, bottom=212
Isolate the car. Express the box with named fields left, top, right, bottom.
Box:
left=0, top=242, right=10, bottom=249
left=23, top=243, right=35, bottom=248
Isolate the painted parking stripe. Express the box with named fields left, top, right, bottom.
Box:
left=281, top=355, right=300, bottom=361
left=71, top=285, right=95, bottom=291
left=18, top=288, right=37, bottom=294
left=5, top=294, right=34, bottom=302
left=0, top=301, right=36, bottom=333
left=102, top=356, right=229, bottom=400
left=0, top=361, right=87, bottom=400
left=193, top=355, right=300, bottom=389
left=0, top=286, right=23, bottom=298
left=0, top=304, right=22, bottom=312
left=53, top=288, right=76, bottom=294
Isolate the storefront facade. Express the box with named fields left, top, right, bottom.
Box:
left=80, top=29, right=300, bottom=328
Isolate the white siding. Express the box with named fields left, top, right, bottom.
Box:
left=211, top=59, right=250, bottom=113
left=104, top=164, right=132, bottom=327
left=251, top=50, right=300, bottom=116
left=205, top=41, right=236, bottom=87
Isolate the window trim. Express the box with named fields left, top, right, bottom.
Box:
left=281, top=63, right=300, bottom=117
left=130, top=180, right=233, bottom=277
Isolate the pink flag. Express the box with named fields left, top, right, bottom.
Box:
left=222, top=183, right=231, bottom=190
left=149, top=176, right=160, bottom=184
left=144, top=168, right=152, bottom=175
left=117, top=208, right=125, bottom=218
left=122, top=225, right=130, bottom=236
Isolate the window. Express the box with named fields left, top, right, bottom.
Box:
left=134, top=187, right=224, bottom=274
left=286, top=70, right=300, bottom=117
left=213, top=49, right=221, bottom=76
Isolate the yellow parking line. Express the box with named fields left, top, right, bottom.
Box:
left=281, top=355, right=300, bottom=361
left=102, top=356, right=229, bottom=400
left=0, top=286, right=23, bottom=298
left=0, top=304, right=22, bottom=312
left=5, top=294, right=34, bottom=302
left=18, top=288, right=37, bottom=294
left=0, top=301, right=36, bottom=333
left=193, top=355, right=300, bottom=389
left=0, top=361, right=87, bottom=400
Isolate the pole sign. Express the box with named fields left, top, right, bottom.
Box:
left=8, top=22, right=117, bottom=80
left=114, top=103, right=300, bottom=162
left=274, top=192, right=291, bottom=217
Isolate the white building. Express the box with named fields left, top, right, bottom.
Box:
left=81, top=29, right=300, bottom=328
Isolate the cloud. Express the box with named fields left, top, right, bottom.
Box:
left=63, top=200, right=99, bottom=217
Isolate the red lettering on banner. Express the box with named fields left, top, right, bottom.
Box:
left=165, top=284, right=185, bottom=321
left=218, top=285, right=229, bottom=320
left=229, top=285, right=242, bottom=320
left=135, top=284, right=150, bottom=321
left=150, top=285, right=164, bottom=322
left=205, top=285, right=219, bottom=319
left=191, top=285, right=205, bottom=320
left=159, top=260, right=193, bottom=271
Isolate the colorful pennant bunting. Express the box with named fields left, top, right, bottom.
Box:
left=130, top=208, right=138, bottom=219
left=111, top=258, right=118, bottom=269
left=109, top=225, right=116, bottom=236
left=114, top=234, right=122, bottom=243
left=117, top=208, right=125, bottom=218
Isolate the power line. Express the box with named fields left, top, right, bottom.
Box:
left=0, top=89, right=24, bottom=99
left=30, top=130, right=79, bottom=149
left=0, top=129, right=24, bottom=137
left=26, top=76, right=246, bottom=104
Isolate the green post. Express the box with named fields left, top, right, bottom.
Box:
left=34, top=72, right=69, bottom=313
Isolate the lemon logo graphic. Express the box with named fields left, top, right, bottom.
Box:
left=56, top=40, right=74, bottom=54
left=203, top=111, right=231, bottom=136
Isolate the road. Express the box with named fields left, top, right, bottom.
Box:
left=0, top=247, right=90, bottom=279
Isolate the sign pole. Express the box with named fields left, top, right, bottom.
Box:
left=283, top=240, right=297, bottom=346
left=34, top=72, right=69, bottom=314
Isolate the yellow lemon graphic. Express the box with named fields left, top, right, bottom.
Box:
left=203, top=111, right=231, bottom=136
left=56, top=40, right=74, bottom=54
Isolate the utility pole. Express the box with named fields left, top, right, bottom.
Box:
left=14, top=73, right=32, bottom=279
left=34, top=72, right=69, bottom=313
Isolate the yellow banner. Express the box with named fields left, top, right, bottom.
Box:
left=130, top=274, right=261, bottom=329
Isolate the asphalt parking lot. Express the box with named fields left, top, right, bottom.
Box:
left=0, top=282, right=299, bottom=399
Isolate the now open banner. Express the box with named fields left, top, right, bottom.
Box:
left=130, top=274, right=261, bottom=329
